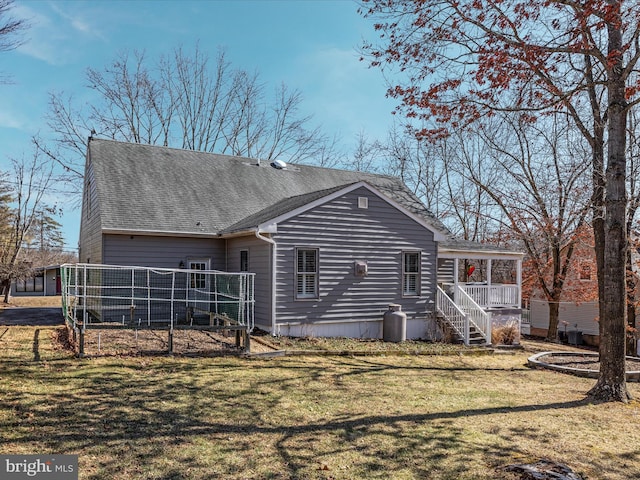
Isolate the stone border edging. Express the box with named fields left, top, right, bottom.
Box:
left=528, top=351, right=640, bottom=381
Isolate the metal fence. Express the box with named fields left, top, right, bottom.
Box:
left=61, top=263, right=255, bottom=334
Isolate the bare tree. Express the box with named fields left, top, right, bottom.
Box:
left=0, top=0, right=28, bottom=83
left=168, top=45, right=233, bottom=152
left=0, top=149, right=56, bottom=303
left=87, top=50, right=170, bottom=146
left=464, top=114, right=591, bottom=341
left=443, top=131, right=505, bottom=242
left=361, top=0, right=640, bottom=402
left=40, top=45, right=340, bottom=199
left=379, top=123, right=500, bottom=240
left=348, top=131, right=383, bottom=173
left=381, top=125, right=446, bottom=214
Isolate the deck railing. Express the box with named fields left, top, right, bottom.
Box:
left=454, top=286, right=490, bottom=343
left=459, top=284, right=520, bottom=308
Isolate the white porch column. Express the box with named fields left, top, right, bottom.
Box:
left=516, top=258, right=522, bottom=307
left=453, top=257, right=459, bottom=303
left=487, top=259, right=492, bottom=286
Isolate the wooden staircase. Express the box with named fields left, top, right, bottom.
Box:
left=436, top=285, right=490, bottom=346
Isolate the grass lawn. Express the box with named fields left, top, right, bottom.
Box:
left=1, top=324, right=639, bottom=479
left=1, top=295, right=63, bottom=308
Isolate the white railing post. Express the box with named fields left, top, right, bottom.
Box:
left=170, top=271, right=175, bottom=323
left=147, top=269, right=151, bottom=324
left=82, top=264, right=87, bottom=331
left=464, top=313, right=470, bottom=346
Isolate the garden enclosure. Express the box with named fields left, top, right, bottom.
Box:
left=60, top=263, right=255, bottom=355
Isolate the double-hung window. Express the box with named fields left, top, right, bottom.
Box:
left=296, top=248, right=319, bottom=299
left=403, top=251, right=421, bottom=296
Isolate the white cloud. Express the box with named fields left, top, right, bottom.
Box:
left=0, top=109, right=25, bottom=129
left=294, top=46, right=395, bottom=143
left=49, top=2, right=106, bottom=40
left=13, top=2, right=104, bottom=65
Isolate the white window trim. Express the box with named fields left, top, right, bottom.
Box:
left=402, top=251, right=421, bottom=297
left=188, top=258, right=211, bottom=290
left=295, top=248, right=319, bottom=300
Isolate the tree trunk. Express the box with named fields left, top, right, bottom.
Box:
left=592, top=129, right=606, bottom=353
left=588, top=5, right=632, bottom=402
left=2, top=278, right=11, bottom=304
left=545, top=301, right=560, bottom=342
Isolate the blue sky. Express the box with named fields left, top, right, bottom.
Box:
left=2, top=0, right=397, bottom=252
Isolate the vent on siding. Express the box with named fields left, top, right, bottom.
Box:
left=358, top=197, right=368, bottom=209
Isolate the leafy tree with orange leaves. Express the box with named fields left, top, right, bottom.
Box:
left=361, top=0, right=640, bottom=402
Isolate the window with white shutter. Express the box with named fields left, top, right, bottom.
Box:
left=296, top=248, right=319, bottom=299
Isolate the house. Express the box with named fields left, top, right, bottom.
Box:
left=525, top=226, right=601, bottom=346
left=78, top=138, right=523, bottom=344
left=11, top=265, right=62, bottom=297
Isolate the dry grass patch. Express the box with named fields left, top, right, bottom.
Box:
left=1, top=295, right=62, bottom=308
left=1, top=326, right=639, bottom=479
left=261, top=334, right=471, bottom=355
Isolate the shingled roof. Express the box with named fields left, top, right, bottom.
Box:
left=87, top=138, right=456, bottom=239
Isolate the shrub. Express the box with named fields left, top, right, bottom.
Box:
left=491, top=321, right=519, bottom=345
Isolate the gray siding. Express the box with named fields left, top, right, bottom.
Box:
left=531, top=299, right=600, bottom=336
left=226, top=235, right=272, bottom=330
left=11, top=267, right=60, bottom=296
left=273, top=186, right=436, bottom=325
left=103, top=234, right=225, bottom=269
left=78, top=160, right=103, bottom=263
left=437, top=258, right=455, bottom=284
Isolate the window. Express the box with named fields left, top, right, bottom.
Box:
left=403, top=251, right=421, bottom=296
left=16, top=272, right=44, bottom=293
left=189, top=261, right=208, bottom=289
left=358, top=196, right=369, bottom=209
left=240, top=250, right=249, bottom=272
left=579, top=263, right=592, bottom=281
left=296, top=248, right=319, bottom=299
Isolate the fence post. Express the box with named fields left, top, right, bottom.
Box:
left=78, top=329, right=84, bottom=357
left=244, top=329, right=250, bottom=354
left=168, top=314, right=174, bottom=354
left=79, top=310, right=87, bottom=357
